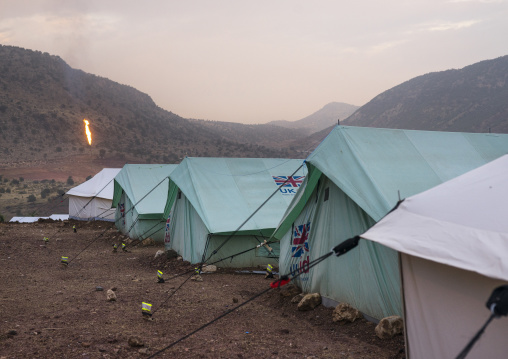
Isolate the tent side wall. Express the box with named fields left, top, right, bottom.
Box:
left=167, top=191, right=280, bottom=267
left=279, top=175, right=401, bottom=320
left=166, top=192, right=210, bottom=263
left=69, top=195, right=116, bottom=221
left=401, top=254, right=508, bottom=359
left=205, top=235, right=279, bottom=268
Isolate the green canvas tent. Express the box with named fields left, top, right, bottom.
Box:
left=112, top=164, right=178, bottom=242
left=163, top=157, right=306, bottom=267
left=272, top=125, right=508, bottom=320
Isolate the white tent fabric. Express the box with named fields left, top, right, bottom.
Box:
left=362, top=154, right=508, bottom=281
left=66, top=168, right=121, bottom=221
left=9, top=214, right=69, bottom=223
left=362, top=154, right=508, bottom=359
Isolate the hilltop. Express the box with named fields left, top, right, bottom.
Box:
left=344, top=55, right=508, bottom=133
left=0, top=45, right=308, bottom=175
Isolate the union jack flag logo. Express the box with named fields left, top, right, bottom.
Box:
left=292, top=222, right=310, bottom=258
left=273, top=176, right=305, bottom=188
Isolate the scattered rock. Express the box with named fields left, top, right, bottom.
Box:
left=332, top=303, right=362, bottom=325
left=191, top=275, right=203, bottom=282
left=138, top=348, right=149, bottom=355
left=202, top=264, right=217, bottom=273
left=297, top=293, right=322, bottom=311
left=177, top=256, right=183, bottom=261
left=279, top=284, right=302, bottom=298
left=111, top=287, right=117, bottom=291
left=7, top=330, right=17, bottom=336
left=95, top=286, right=103, bottom=291
left=154, top=250, right=165, bottom=259
left=81, top=342, right=91, bottom=348
left=233, top=297, right=239, bottom=303
left=128, top=336, right=144, bottom=347
left=106, top=289, right=117, bottom=301
left=375, top=315, right=404, bottom=339
left=291, top=293, right=305, bottom=304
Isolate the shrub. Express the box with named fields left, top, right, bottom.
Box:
left=27, top=194, right=36, bottom=202
left=66, top=176, right=74, bottom=185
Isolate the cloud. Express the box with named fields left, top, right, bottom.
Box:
left=369, top=39, right=408, bottom=54
left=417, top=19, right=482, bottom=32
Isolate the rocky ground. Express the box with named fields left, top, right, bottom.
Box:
left=0, top=220, right=405, bottom=358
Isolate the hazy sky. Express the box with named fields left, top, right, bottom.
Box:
left=1, top=1, right=507, bottom=124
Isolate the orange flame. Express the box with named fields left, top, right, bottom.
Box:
left=83, top=119, right=92, bottom=146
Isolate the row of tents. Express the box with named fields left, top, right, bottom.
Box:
left=67, top=125, right=508, bottom=358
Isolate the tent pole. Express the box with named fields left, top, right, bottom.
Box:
left=398, top=252, right=410, bottom=359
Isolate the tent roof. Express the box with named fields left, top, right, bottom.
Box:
left=112, top=164, right=178, bottom=217
left=169, top=157, right=306, bottom=234
left=306, top=125, right=508, bottom=221
left=362, top=154, right=508, bottom=281
left=66, top=168, right=121, bottom=199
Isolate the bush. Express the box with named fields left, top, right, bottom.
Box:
left=67, top=176, right=74, bottom=185
left=19, top=177, right=24, bottom=182
left=86, top=175, right=92, bottom=181
left=27, top=194, right=36, bottom=202
left=41, top=188, right=51, bottom=199
left=11, top=179, right=19, bottom=185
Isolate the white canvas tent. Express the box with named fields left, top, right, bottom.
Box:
left=66, top=168, right=121, bottom=221
left=362, top=154, right=508, bottom=359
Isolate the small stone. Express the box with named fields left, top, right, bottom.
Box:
left=154, top=250, right=165, bottom=258
left=375, top=315, right=404, bottom=339
left=138, top=348, right=149, bottom=355
left=233, top=297, right=239, bottom=303
left=7, top=330, right=17, bottom=336
left=332, top=303, right=362, bottom=325
left=291, top=293, right=305, bottom=304
left=201, top=264, right=217, bottom=273
left=297, top=293, right=322, bottom=311
left=191, top=275, right=203, bottom=282
left=128, top=336, right=144, bottom=347
left=106, top=289, right=117, bottom=301
left=177, top=256, right=183, bottom=261
left=95, top=286, right=103, bottom=291
left=81, top=342, right=91, bottom=348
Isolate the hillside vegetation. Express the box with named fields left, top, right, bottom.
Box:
left=0, top=45, right=307, bottom=167
left=344, top=55, right=508, bottom=133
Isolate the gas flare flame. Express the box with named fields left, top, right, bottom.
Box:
left=83, top=119, right=92, bottom=146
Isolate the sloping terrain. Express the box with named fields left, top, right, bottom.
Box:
left=0, top=220, right=405, bottom=358
left=344, top=55, right=508, bottom=133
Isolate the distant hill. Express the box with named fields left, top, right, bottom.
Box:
left=0, top=45, right=307, bottom=170
left=267, top=102, right=359, bottom=133
left=344, top=55, right=508, bottom=133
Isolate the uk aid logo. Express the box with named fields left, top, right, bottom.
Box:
left=272, top=175, right=305, bottom=195
left=290, top=222, right=311, bottom=277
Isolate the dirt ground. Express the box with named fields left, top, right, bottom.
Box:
left=0, top=220, right=405, bottom=359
